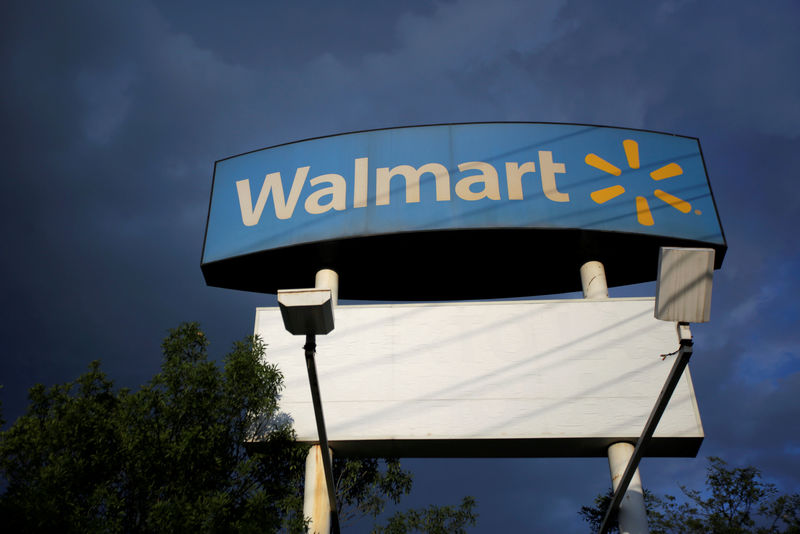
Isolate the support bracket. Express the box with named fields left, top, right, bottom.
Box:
left=598, top=324, right=694, bottom=534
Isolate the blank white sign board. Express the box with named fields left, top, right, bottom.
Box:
left=254, top=298, right=703, bottom=458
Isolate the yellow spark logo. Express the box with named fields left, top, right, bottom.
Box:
left=585, top=140, right=700, bottom=226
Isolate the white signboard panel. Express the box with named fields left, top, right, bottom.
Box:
left=254, top=298, right=703, bottom=458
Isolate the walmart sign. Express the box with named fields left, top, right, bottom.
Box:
left=202, top=123, right=726, bottom=299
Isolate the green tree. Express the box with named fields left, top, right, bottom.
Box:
left=579, top=489, right=652, bottom=534
left=332, top=457, right=476, bottom=532
left=376, top=497, right=477, bottom=534
left=0, top=323, right=477, bottom=533
left=580, top=457, right=800, bottom=534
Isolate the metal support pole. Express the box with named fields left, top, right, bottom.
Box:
left=598, top=329, right=693, bottom=534
left=581, top=261, right=649, bottom=534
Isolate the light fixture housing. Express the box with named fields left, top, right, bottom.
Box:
left=655, top=247, right=715, bottom=323
left=278, top=288, right=335, bottom=335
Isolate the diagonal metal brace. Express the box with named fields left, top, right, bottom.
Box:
left=304, top=334, right=341, bottom=534
left=598, top=332, right=694, bottom=534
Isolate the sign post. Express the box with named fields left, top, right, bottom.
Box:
left=276, top=270, right=340, bottom=533
left=581, top=260, right=649, bottom=534
left=599, top=333, right=693, bottom=534
left=598, top=248, right=714, bottom=534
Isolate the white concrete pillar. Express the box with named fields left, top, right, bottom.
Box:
left=580, top=260, right=609, bottom=299
left=581, top=261, right=648, bottom=534
left=315, top=269, right=338, bottom=306
left=608, top=442, right=649, bottom=534
left=303, top=445, right=332, bottom=534
left=304, top=269, right=339, bottom=534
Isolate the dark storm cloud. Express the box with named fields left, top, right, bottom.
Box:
left=517, top=0, right=800, bottom=506
left=155, top=1, right=442, bottom=68
left=0, top=1, right=265, bottom=413
left=1, top=0, right=798, bottom=531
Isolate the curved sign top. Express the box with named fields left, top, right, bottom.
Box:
left=202, top=123, right=726, bottom=300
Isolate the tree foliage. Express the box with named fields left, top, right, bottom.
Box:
left=0, top=323, right=305, bottom=532
left=377, top=497, right=478, bottom=534
left=332, top=458, right=477, bottom=532
left=336, top=457, right=413, bottom=523
left=0, top=323, right=477, bottom=533
left=580, top=457, right=800, bottom=534
left=578, top=488, right=659, bottom=534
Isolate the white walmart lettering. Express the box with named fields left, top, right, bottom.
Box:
left=236, top=152, right=569, bottom=226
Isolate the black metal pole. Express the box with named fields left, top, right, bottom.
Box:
left=598, top=337, right=694, bottom=534
left=304, top=334, right=341, bottom=534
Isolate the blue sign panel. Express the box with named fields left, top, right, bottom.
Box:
left=202, top=123, right=725, bottom=299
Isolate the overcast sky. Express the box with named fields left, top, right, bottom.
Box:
left=2, top=1, right=799, bottom=532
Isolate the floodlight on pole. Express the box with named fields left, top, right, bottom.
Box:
left=655, top=247, right=715, bottom=323
left=278, top=288, right=334, bottom=335
left=599, top=247, right=714, bottom=534
left=278, top=283, right=339, bottom=534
